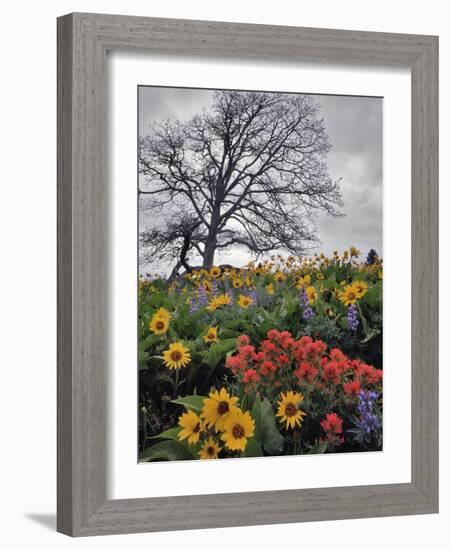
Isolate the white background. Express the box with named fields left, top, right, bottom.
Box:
left=109, top=54, right=411, bottom=498
left=0, top=1, right=447, bottom=548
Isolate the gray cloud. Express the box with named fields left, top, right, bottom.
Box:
left=138, top=87, right=382, bottom=274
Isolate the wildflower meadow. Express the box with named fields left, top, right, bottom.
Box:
left=138, top=248, right=383, bottom=461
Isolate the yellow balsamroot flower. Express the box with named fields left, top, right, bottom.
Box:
left=295, top=274, right=311, bottom=289
left=178, top=410, right=204, bottom=445
left=305, top=285, right=318, bottom=304
left=207, top=294, right=231, bottom=311
left=273, top=271, right=286, bottom=283
left=198, top=437, right=221, bottom=459
left=203, top=280, right=213, bottom=292
left=237, top=294, right=253, bottom=309
left=276, top=391, right=306, bottom=430
left=149, top=307, right=172, bottom=335
left=353, top=279, right=368, bottom=299
left=154, top=307, right=171, bottom=322
left=221, top=409, right=255, bottom=451
left=350, top=246, right=361, bottom=258
left=210, top=266, right=221, bottom=278
left=201, top=388, right=239, bottom=432
left=203, top=326, right=219, bottom=344
left=316, top=272, right=324, bottom=281
left=162, top=342, right=191, bottom=370
left=232, top=277, right=244, bottom=289
left=338, top=284, right=358, bottom=306
left=266, top=283, right=274, bottom=295
left=149, top=314, right=169, bottom=335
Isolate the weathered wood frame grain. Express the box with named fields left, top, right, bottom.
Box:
left=57, top=12, right=439, bottom=537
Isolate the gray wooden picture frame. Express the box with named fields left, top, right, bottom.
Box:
left=57, top=12, right=439, bottom=537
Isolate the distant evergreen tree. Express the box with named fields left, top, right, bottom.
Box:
left=366, top=249, right=378, bottom=265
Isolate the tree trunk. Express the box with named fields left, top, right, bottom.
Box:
left=179, top=233, right=191, bottom=272
left=203, top=223, right=219, bottom=267
left=202, top=238, right=216, bottom=267
left=202, top=203, right=221, bottom=267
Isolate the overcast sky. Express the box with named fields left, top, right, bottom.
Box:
left=138, top=86, right=382, bottom=275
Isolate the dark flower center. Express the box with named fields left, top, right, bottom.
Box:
left=348, top=292, right=356, bottom=300
left=285, top=403, right=297, bottom=417
left=217, top=401, right=229, bottom=415
left=170, top=351, right=182, bottom=362
left=193, top=423, right=201, bottom=433
left=155, top=321, right=165, bottom=330
left=232, top=424, right=245, bottom=439
left=207, top=446, right=215, bottom=456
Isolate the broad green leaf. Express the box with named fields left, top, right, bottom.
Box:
left=139, top=333, right=162, bottom=351
left=251, top=394, right=263, bottom=443
left=308, top=440, right=328, bottom=454
left=139, top=440, right=193, bottom=462
left=138, top=350, right=148, bottom=369
left=151, top=426, right=182, bottom=441
left=172, top=395, right=207, bottom=413
left=362, top=281, right=382, bottom=307
left=242, top=438, right=263, bottom=457
left=260, top=398, right=285, bottom=454
left=218, top=328, right=241, bottom=339
left=361, top=328, right=380, bottom=344
left=252, top=396, right=284, bottom=455
left=156, top=373, right=175, bottom=388
left=203, top=338, right=237, bottom=368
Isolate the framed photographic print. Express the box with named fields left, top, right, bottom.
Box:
left=57, top=13, right=438, bottom=536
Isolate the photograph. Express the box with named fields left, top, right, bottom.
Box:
left=138, top=86, right=383, bottom=462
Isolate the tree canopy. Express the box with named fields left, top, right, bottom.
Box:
left=139, top=90, right=343, bottom=272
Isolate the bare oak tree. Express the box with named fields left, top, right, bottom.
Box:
left=139, top=90, right=343, bottom=270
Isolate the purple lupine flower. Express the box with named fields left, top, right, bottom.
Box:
left=189, top=284, right=209, bottom=313
left=211, top=279, right=219, bottom=298
left=198, top=285, right=209, bottom=307
left=356, top=390, right=381, bottom=435
left=223, top=275, right=230, bottom=292
left=248, top=288, right=258, bottom=306
left=300, top=287, right=315, bottom=320
left=347, top=304, right=359, bottom=331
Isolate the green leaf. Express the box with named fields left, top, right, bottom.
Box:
left=218, top=328, right=242, bottom=339
left=151, top=426, right=182, bottom=441
left=252, top=396, right=284, bottom=455
left=242, top=438, right=263, bottom=457
left=139, top=440, right=193, bottom=462
left=156, top=373, right=175, bottom=389
left=361, top=328, right=380, bottom=344
left=139, top=333, right=162, bottom=351
left=362, top=281, right=382, bottom=307
left=138, top=350, right=148, bottom=369
left=308, top=440, right=328, bottom=454
left=172, top=395, right=207, bottom=413
left=251, top=394, right=263, bottom=443
left=203, top=338, right=237, bottom=368
left=260, top=398, right=285, bottom=454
